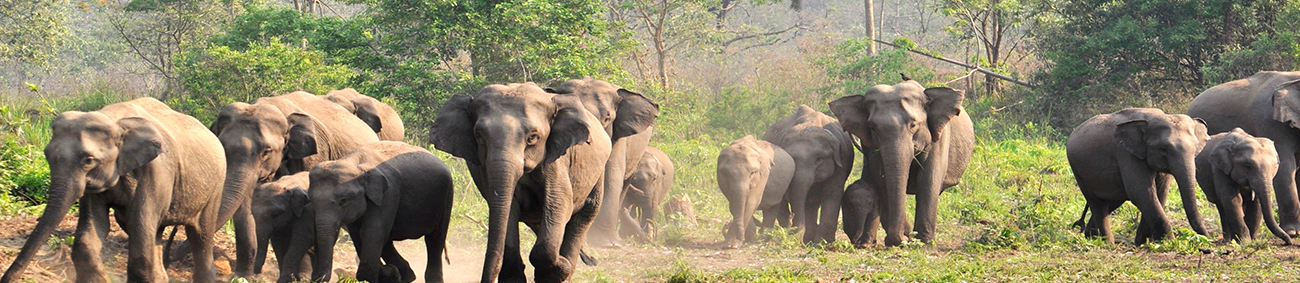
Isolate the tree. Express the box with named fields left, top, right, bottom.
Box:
left=609, top=0, right=716, bottom=89
left=939, top=0, right=1044, bottom=96
left=1037, top=0, right=1299, bottom=129
left=107, top=0, right=236, bottom=97
left=174, top=38, right=355, bottom=121
left=0, top=0, right=70, bottom=66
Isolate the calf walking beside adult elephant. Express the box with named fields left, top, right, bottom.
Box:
left=430, top=83, right=613, bottom=283
left=764, top=105, right=854, bottom=244
left=1188, top=71, right=1300, bottom=235
left=544, top=78, right=659, bottom=248
left=210, top=91, right=380, bottom=276
left=1, top=98, right=226, bottom=283
left=829, top=80, right=973, bottom=246
left=1067, top=108, right=1209, bottom=244
left=621, top=146, right=674, bottom=239
left=1196, top=128, right=1293, bottom=245
left=717, top=135, right=795, bottom=248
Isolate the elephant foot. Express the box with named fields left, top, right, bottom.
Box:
left=1282, top=222, right=1300, bottom=237
left=533, top=257, right=574, bottom=283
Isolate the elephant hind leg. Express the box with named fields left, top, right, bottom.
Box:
left=185, top=224, right=217, bottom=283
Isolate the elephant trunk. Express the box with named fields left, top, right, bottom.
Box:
left=253, top=216, right=274, bottom=274
left=879, top=140, right=914, bottom=246
left=216, top=164, right=259, bottom=227
left=1172, top=160, right=1207, bottom=235
left=311, top=211, right=340, bottom=282
left=481, top=153, right=523, bottom=283
left=1, top=175, right=85, bottom=283
left=1254, top=177, right=1293, bottom=245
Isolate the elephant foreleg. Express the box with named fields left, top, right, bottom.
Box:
left=500, top=203, right=527, bottom=282
left=1275, top=151, right=1300, bottom=234
left=351, top=220, right=393, bottom=283
left=562, top=178, right=603, bottom=267
left=185, top=224, right=217, bottom=283
left=531, top=171, right=577, bottom=283
left=71, top=196, right=111, bottom=283
left=233, top=199, right=257, bottom=277
left=1243, top=190, right=1263, bottom=239
left=912, top=147, right=951, bottom=244
left=381, top=242, right=415, bottom=283
left=815, top=184, right=844, bottom=244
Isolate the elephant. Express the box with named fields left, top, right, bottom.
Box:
left=1187, top=71, right=1300, bottom=235
left=717, top=135, right=795, bottom=248
left=210, top=91, right=380, bottom=276
left=309, top=141, right=454, bottom=283
left=544, top=77, right=659, bottom=248
left=842, top=178, right=886, bottom=248
left=250, top=171, right=315, bottom=282
left=321, top=88, right=406, bottom=141
left=1, top=97, right=225, bottom=283
left=829, top=80, right=974, bottom=246
left=430, top=83, right=613, bottom=283
left=762, top=105, right=855, bottom=244
left=1196, top=128, right=1294, bottom=245
left=620, top=146, right=675, bottom=239
left=1066, top=107, right=1210, bottom=244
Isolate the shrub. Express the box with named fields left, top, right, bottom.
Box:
left=173, top=38, right=356, bottom=122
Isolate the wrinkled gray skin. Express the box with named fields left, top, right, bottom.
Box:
left=842, top=178, right=888, bottom=248
left=1188, top=71, right=1300, bottom=236
left=430, top=83, right=613, bottom=283
left=322, top=88, right=406, bottom=141
left=763, top=105, right=854, bottom=244
left=1067, top=108, right=1209, bottom=245
left=545, top=78, right=659, bottom=248
left=211, top=91, right=380, bottom=276
left=829, top=80, right=973, bottom=246
left=717, top=135, right=795, bottom=248
left=309, top=141, right=454, bottom=283
left=250, top=171, right=315, bottom=282
left=620, top=146, right=674, bottom=239
left=1196, top=128, right=1294, bottom=245
left=1, top=98, right=225, bottom=283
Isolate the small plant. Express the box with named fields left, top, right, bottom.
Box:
left=1140, top=228, right=1214, bottom=255
left=46, top=235, right=73, bottom=249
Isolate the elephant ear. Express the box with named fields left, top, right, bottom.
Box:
left=351, top=98, right=383, bottom=133
left=1213, top=139, right=1237, bottom=176
left=115, top=117, right=164, bottom=177
left=829, top=94, right=872, bottom=148
left=923, top=87, right=965, bottom=143
left=546, top=95, right=592, bottom=164
left=1271, top=78, right=1300, bottom=129
left=824, top=122, right=854, bottom=168
left=285, top=113, right=319, bottom=159
left=1115, top=120, right=1149, bottom=158
left=363, top=168, right=391, bottom=205
left=287, top=188, right=310, bottom=218
left=612, top=89, right=659, bottom=140
left=430, top=94, right=479, bottom=162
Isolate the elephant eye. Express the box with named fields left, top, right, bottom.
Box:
left=81, top=157, right=97, bottom=167
left=261, top=147, right=274, bottom=157
left=474, top=128, right=486, bottom=144
left=526, top=133, right=541, bottom=145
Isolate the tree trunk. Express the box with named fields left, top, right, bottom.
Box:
left=865, top=0, right=876, bottom=56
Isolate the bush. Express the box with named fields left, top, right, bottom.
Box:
left=173, top=38, right=356, bottom=122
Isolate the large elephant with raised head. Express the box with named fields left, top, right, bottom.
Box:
left=309, top=141, right=454, bottom=283
left=1067, top=108, right=1209, bottom=244
left=620, top=146, right=674, bottom=239
left=1188, top=71, right=1300, bottom=235
left=544, top=77, right=659, bottom=248
left=430, top=83, right=613, bottom=283
left=1196, top=128, right=1293, bottom=245
left=321, top=88, right=405, bottom=141
left=717, top=135, right=795, bottom=248
left=250, top=171, right=315, bottom=282
left=210, top=91, right=380, bottom=276
left=763, top=105, right=854, bottom=244
left=1, top=98, right=225, bottom=283
left=829, top=80, right=973, bottom=246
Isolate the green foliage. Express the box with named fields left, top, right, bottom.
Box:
left=209, top=7, right=385, bottom=79
left=705, top=86, right=796, bottom=140
left=818, top=37, right=938, bottom=98
left=174, top=38, right=356, bottom=122
left=1037, top=0, right=1300, bottom=129
left=0, top=0, right=70, bottom=65
left=1140, top=228, right=1215, bottom=255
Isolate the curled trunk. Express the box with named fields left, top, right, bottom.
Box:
left=1, top=177, right=84, bottom=283
left=1254, top=178, right=1294, bottom=245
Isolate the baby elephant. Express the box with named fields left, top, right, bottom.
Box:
left=250, top=172, right=315, bottom=282
left=310, top=141, right=454, bottom=283
left=842, top=179, right=885, bottom=248
left=717, top=135, right=796, bottom=248
left=1196, top=128, right=1294, bottom=245
left=621, top=146, right=675, bottom=239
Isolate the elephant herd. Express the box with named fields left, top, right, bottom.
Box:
left=4, top=71, right=1300, bottom=282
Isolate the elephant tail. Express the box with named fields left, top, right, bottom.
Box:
left=162, top=225, right=181, bottom=268
left=1072, top=202, right=1089, bottom=232
left=580, top=249, right=599, bottom=266
left=444, top=248, right=451, bottom=264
